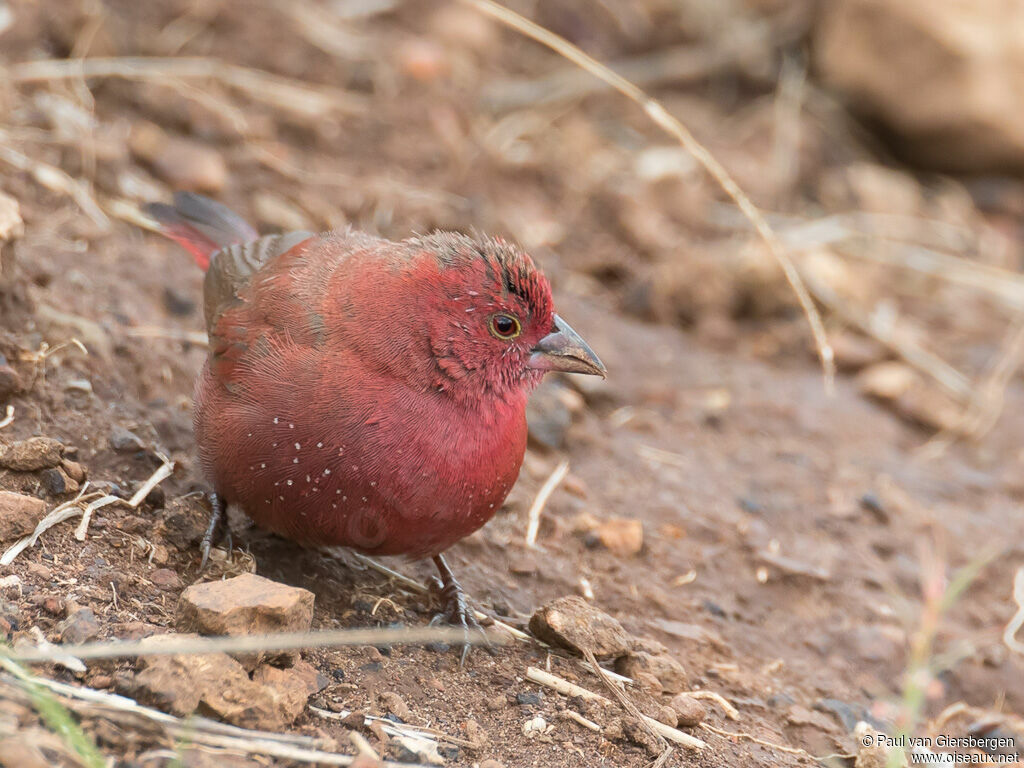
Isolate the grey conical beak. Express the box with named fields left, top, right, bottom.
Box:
left=528, top=314, right=607, bottom=378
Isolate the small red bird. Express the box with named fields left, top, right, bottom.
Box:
left=145, top=193, right=605, bottom=635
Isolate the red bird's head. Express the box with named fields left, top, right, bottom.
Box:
left=404, top=233, right=605, bottom=407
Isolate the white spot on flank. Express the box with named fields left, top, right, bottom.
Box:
left=316, top=442, right=323, bottom=448
left=324, top=469, right=330, bottom=475
left=293, top=458, right=299, bottom=464
left=362, top=496, right=368, bottom=502
left=286, top=480, right=293, bottom=486
left=247, top=433, right=252, bottom=437
left=260, top=463, right=266, bottom=469
left=289, top=423, right=294, bottom=429
left=272, top=442, right=278, bottom=448
left=295, top=442, right=301, bottom=450
left=305, top=475, right=311, bottom=482
left=273, top=417, right=279, bottom=424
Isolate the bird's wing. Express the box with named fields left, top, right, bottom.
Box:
left=203, top=231, right=313, bottom=334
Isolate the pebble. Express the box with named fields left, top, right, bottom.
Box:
left=522, top=715, right=548, bottom=737
left=595, top=518, right=644, bottom=557
left=484, top=695, right=507, bottom=711
left=526, top=379, right=573, bottom=450
left=251, top=660, right=327, bottom=723
left=149, top=568, right=182, bottom=591
left=59, top=607, right=100, bottom=644
left=0, top=437, right=64, bottom=471
left=0, top=491, right=45, bottom=541
left=60, top=459, right=87, bottom=483
left=109, top=426, right=146, bottom=453
left=42, top=596, right=65, bottom=616
left=40, top=467, right=78, bottom=496
left=669, top=693, right=707, bottom=727
left=515, top=691, right=542, bottom=706
left=131, top=122, right=227, bottom=193
left=529, top=596, right=632, bottom=658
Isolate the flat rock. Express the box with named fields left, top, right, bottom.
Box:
left=615, top=650, right=688, bottom=693
left=177, top=573, right=314, bottom=669
left=0, top=491, right=45, bottom=541
left=0, top=437, right=64, bottom=471
left=131, top=635, right=288, bottom=730
left=529, top=596, right=631, bottom=659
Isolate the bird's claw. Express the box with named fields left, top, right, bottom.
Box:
left=199, top=492, right=231, bottom=571
left=429, top=557, right=494, bottom=666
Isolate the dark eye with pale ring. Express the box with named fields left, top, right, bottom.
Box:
left=489, top=313, right=522, bottom=340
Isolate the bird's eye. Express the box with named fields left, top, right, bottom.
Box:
left=489, top=313, right=522, bottom=340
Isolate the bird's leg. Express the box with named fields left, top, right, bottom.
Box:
left=199, top=491, right=232, bottom=570
left=430, top=554, right=491, bottom=665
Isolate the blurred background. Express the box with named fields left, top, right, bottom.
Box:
left=0, top=1, right=1023, bottom=766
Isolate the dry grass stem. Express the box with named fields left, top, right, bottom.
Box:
left=10, top=624, right=496, bottom=665
left=6, top=57, right=369, bottom=118
left=462, top=0, right=835, bottom=389
left=699, top=723, right=809, bottom=756
left=0, top=405, right=13, bottom=429
left=560, top=708, right=601, bottom=732
left=526, top=666, right=707, bottom=750
left=125, top=326, right=210, bottom=347
left=584, top=648, right=668, bottom=755
left=524, top=458, right=569, bottom=548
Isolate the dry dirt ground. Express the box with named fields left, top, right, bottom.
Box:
left=1, top=1, right=1023, bottom=766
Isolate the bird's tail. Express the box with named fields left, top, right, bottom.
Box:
left=143, top=192, right=259, bottom=271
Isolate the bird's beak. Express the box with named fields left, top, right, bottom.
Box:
left=528, top=314, right=607, bottom=378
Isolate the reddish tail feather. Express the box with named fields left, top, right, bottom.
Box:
left=143, top=192, right=259, bottom=271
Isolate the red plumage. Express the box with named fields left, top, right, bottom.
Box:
left=146, top=192, right=604, bottom=569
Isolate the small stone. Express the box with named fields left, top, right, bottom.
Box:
left=109, top=426, right=146, bottom=453
left=0, top=491, right=45, bottom=541
left=485, top=695, right=507, bottom=711
left=669, top=693, right=707, bottom=727
left=42, top=596, right=65, bottom=616
left=620, top=716, right=662, bottom=757
left=252, top=660, right=327, bottom=723
left=150, top=568, right=182, bottom=591
left=620, top=651, right=687, bottom=694
left=508, top=553, right=538, bottom=575
left=857, top=362, right=916, bottom=401
left=177, top=573, right=314, bottom=669
left=0, top=437, right=64, bottom=471
left=40, top=467, right=78, bottom=496
left=529, top=596, right=631, bottom=658
left=159, top=495, right=211, bottom=548
left=131, top=123, right=227, bottom=193
left=515, top=691, right=542, bottom=706
left=631, top=671, right=663, bottom=694
left=163, top=285, right=196, bottom=317
left=595, top=518, right=644, bottom=557
left=60, top=459, right=87, bottom=483
left=379, top=691, right=412, bottom=722
left=652, top=704, right=679, bottom=727
left=89, top=674, right=113, bottom=689
left=59, top=607, right=100, bottom=644
left=522, top=715, right=547, bottom=737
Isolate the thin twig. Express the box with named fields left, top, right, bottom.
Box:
left=6, top=57, right=369, bottom=118
left=461, top=0, right=835, bottom=389
left=683, top=690, right=740, bottom=720
left=525, top=459, right=569, bottom=548
left=525, top=666, right=707, bottom=749
left=9, top=624, right=497, bottom=665
left=699, top=722, right=809, bottom=757
left=584, top=648, right=667, bottom=755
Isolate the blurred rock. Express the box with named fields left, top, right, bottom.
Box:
left=0, top=436, right=64, bottom=471
left=829, top=330, right=888, bottom=372
left=40, top=466, right=78, bottom=496
left=526, top=379, right=574, bottom=450
left=596, top=518, right=644, bottom=557
left=0, top=363, right=21, bottom=401
left=615, top=650, right=688, bottom=693
left=529, top=596, right=631, bottom=658
left=816, top=0, right=1024, bottom=171
left=857, top=362, right=962, bottom=431
left=818, top=162, right=923, bottom=216
left=253, top=192, right=312, bottom=232
left=109, top=426, right=146, bottom=453
left=0, top=190, right=23, bottom=243
left=59, top=606, right=100, bottom=644
left=0, top=491, right=45, bottom=541
left=131, top=122, right=227, bottom=193
left=669, top=693, right=707, bottom=727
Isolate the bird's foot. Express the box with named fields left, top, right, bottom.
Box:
left=430, top=554, right=493, bottom=666
left=199, top=492, right=232, bottom=570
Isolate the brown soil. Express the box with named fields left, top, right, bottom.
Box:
left=1, top=1, right=1022, bottom=766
